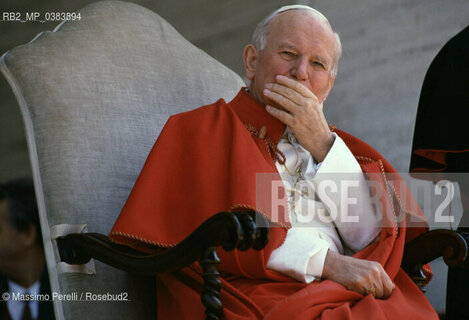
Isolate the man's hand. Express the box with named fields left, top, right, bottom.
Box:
left=322, top=250, right=395, bottom=299
left=263, top=75, right=334, bottom=162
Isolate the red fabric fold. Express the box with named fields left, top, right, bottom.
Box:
left=110, top=89, right=437, bottom=319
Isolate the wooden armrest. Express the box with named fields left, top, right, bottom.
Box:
left=55, top=210, right=269, bottom=320
left=57, top=215, right=469, bottom=317
left=402, top=229, right=469, bottom=269
left=402, top=229, right=469, bottom=289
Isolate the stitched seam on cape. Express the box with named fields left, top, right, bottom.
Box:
left=378, top=159, right=399, bottom=239
left=388, top=182, right=420, bottom=221
left=352, top=155, right=403, bottom=240
left=230, top=203, right=290, bottom=228
left=353, top=155, right=398, bottom=236
left=109, top=231, right=176, bottom=248
left=355, top=155, right=376, bottom=163
left=354, top=155, right=400, bottom=237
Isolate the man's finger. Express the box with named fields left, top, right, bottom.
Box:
left=380, top=271, right=395, bottom=299
left=373, top=281, right=384, bottom=299
left=263, top=88, right=299, bottom=112
left=265, top=105, right=293, bottom=126
left=275, top=75, right=315, bottom=99
left=265, top=82, right=304, bottom=104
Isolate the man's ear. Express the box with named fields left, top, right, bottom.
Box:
left=329, top=75, right=336, bottom=89
left=243, top=44, right=258, bottom=80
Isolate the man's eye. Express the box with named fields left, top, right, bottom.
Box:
left=313, top=61, right=325, bottom=68
left=280, top=51, right=295, bottom=58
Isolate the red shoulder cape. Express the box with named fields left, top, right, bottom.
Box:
left=110, top=89, right=437, bottom=319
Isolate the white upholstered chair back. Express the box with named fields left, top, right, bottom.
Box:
left=0, top=1, right=244, bottom=318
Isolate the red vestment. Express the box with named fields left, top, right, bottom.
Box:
left=110, top=89, right=437, bottom=319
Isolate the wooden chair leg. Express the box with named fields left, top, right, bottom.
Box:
left=200, top=246, right=223, bottom=320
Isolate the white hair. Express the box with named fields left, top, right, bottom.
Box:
left=251, top=5, right=342, bottom=76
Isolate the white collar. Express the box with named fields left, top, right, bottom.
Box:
left=8, top=279, right=40, bottom=295
left=7, top=280, right=40, bottom=320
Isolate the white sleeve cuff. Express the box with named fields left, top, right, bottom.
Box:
left=311, top=135, right=381, bottom=252
left=306, top=246, right=329, bottom=280
left=316, top=133, right=360, bottom=175
left=267, top=228, right=331, bottom=283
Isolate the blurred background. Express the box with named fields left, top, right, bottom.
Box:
left=1, top=0, right=468, bottom=314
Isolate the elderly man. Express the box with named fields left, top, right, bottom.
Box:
left=110, top=5, right=438, bottom=319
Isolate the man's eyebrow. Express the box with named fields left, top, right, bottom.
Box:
left=312, top=55, right=329, bottom=66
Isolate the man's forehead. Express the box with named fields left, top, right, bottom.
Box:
left=267, top=14, right=335, bottom=61
left=267, top=10, right=335, bottom=45
left=270, top=9, right=331, bottom=31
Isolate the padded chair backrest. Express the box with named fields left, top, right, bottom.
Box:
left=0, top=1, right=244, bottom=319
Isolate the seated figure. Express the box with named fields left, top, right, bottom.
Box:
left=110, top=5, right=438, bottom=319
left=0, top=178, right=55, bottom=320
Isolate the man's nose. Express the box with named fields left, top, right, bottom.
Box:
left=290, top=57, right=309, bottom=81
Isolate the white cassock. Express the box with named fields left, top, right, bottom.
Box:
left=267, top=128, right=381, bottom=283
